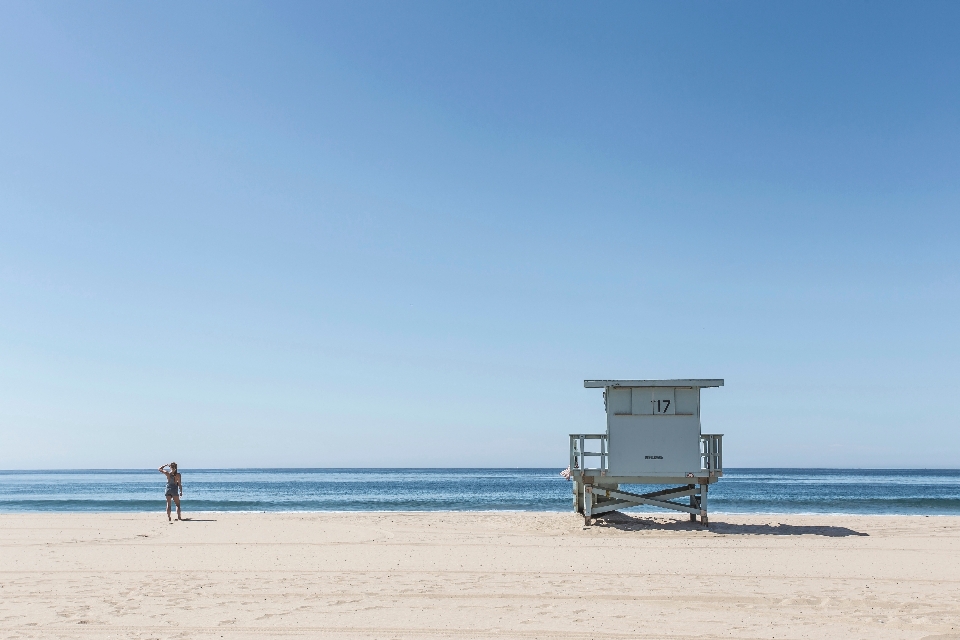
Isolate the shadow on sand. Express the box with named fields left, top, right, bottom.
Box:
left=591, top=511, right=869, bottom=537
left=178, top=518, right=217, bottom=522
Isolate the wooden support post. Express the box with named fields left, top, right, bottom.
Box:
left=699, top=482, right=709, bottom=526
left=583, top=484, right=593, bottom=525
left=690, top=490, right=697, bottom=522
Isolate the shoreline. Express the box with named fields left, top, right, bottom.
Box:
left=3, top=508, right=960, bottom=516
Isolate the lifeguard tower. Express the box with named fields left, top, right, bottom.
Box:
left=569, top=379, right=724, bottom=525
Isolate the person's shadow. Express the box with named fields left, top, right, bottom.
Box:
left=592, top=512, right=869, bottom=537
left=177, top=518, right=218, bottom=522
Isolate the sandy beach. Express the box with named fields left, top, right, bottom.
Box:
left=1, top=512, right=959, bottom=639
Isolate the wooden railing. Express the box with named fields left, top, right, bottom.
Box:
left=568, top=433, right=724, bottom=474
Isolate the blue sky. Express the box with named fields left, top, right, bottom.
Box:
left=1, top=1, right=958, bottom=469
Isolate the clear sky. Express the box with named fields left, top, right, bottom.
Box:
left=2, top=2, right=958, bottom=469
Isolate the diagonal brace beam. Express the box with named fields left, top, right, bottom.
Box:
left=637, top=484, right=698, bottom=500
left=593, top=496, right=699, bottom=516
left=590, top=486, right=702, bottom=516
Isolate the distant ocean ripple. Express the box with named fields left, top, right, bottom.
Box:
left=1, top=468, right=959, bottom=514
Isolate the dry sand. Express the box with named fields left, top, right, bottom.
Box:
left=1, top=511, right=959, bottom=639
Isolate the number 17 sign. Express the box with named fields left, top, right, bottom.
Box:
left=651, top=389, right=675, bottom=415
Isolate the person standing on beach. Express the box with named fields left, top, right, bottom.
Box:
left=158, top=463, right=183, bottom=522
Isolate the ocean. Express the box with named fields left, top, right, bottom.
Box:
left=1, top=468, right=959, bottom=514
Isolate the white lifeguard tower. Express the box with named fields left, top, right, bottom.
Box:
left=570, top=379, right=724, bottom=525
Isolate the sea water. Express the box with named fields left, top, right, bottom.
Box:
left=1, top=468, right=959, bottom=514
